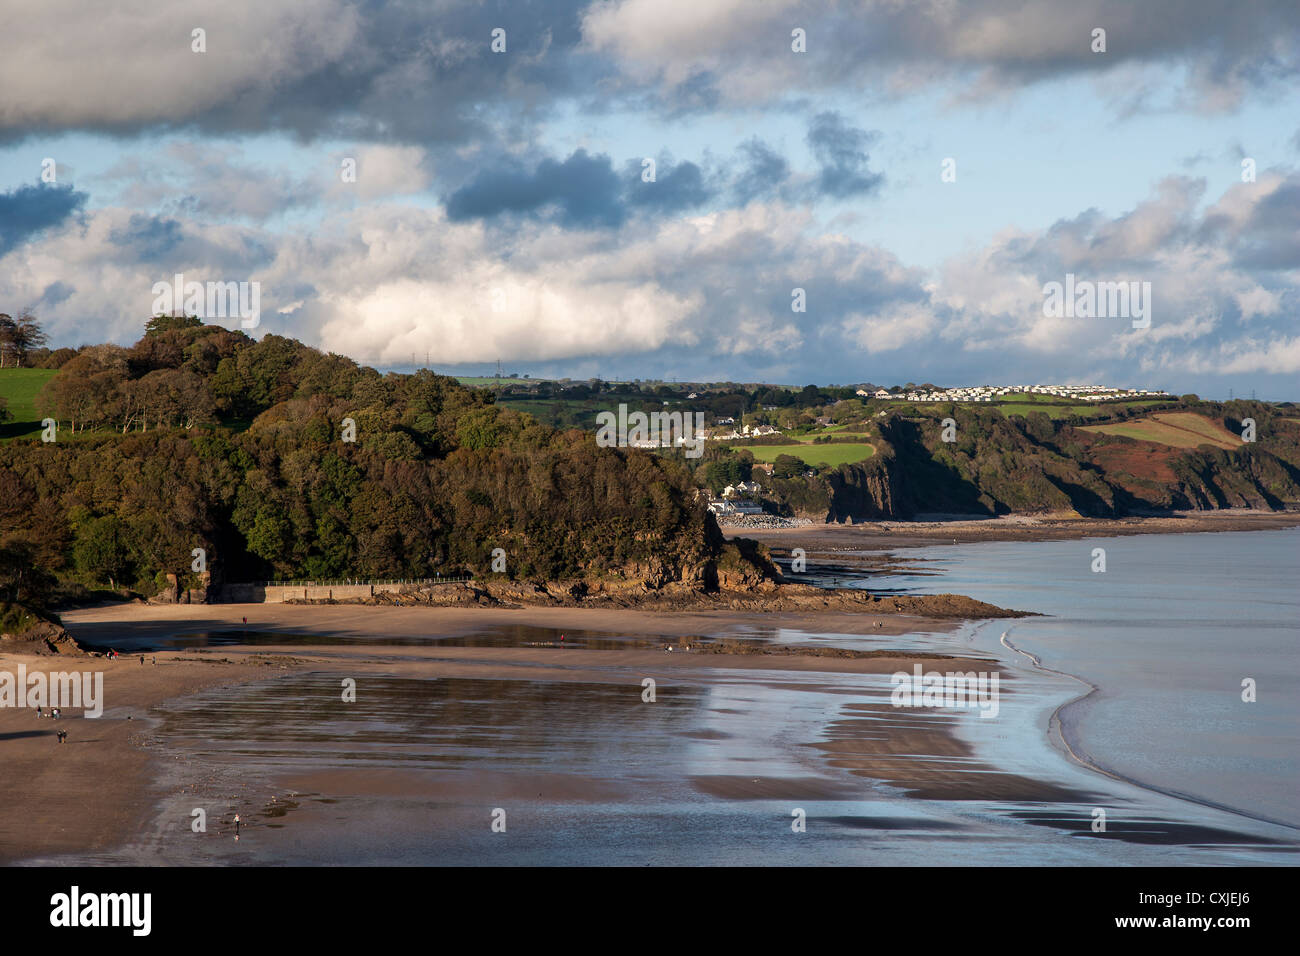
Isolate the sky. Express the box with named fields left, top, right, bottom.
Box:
left=1, top=0, right=1298, bottom=398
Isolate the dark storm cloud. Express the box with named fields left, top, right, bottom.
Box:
left=586, top=1, right=1300, bottom=115
left=806, top=113, right=883, bottom=199
left=447, top=150, right=720, bottom=227
left=446, top=127, right=887, bottom=229
left=1227, top=181, right=1300, bottom=271
left=0, top=183, right=87, bottom=256
left=626, top=159, right=710, bottom=213
left=0, top=0, right=601, bottom=149
left=445, top=149, right=625, bottom=227
left=5, top=1, right=1300, bottom=152
left=732, top=139, right=790, bottom=204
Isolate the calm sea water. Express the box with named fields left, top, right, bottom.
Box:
left=866, top=527, right=1300, bottom=830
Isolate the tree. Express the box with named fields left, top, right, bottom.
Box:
left=772, top=454, right=807, bottom=478
left=73, top=515, right=132, bottom=589
left=0, top=541, right=56, bottom=606
left=0, top=313, right=47, bottom=367
left=144, top=314, right=202, bottom=337
left=36, top=346, right=128, bottom=432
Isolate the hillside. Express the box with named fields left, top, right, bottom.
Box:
left=0, top=320, right=776, bottom=611
left=732, top=403, right=1300, bottom=522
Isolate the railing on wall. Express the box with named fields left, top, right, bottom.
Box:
left=255, top=576, right=474, bottom=588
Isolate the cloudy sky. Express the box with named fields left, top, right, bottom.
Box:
left=1, top=0, right=1298, bottom=397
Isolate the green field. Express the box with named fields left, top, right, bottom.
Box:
left=734, top=441, right=875, bottom=466
left=456, top=376, right=534, bottom=386
left=994, top=402, right=1105, bottom=419
left=0, top=368, right=57, bottom=440
left=994, top=399, right=1170, bottom=420
left=783, top=430, right=871, bottom=443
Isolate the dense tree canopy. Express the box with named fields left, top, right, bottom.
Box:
left=5, top=325, right=720, bottom=598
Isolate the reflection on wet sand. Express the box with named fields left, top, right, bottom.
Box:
left=31, top=597, right=1300, bottom=866
left=814, top=700, right=1092, bottom=803
left=114, top=661, right=1293, bottom=866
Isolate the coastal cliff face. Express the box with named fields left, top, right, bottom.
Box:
left=824, top=456, right=905, bottom=522
left=774, top=407, right=1300, bottom=524
left=1168, top=447, right=1299, bottom=510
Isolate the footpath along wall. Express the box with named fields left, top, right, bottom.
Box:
left=220, top=578, right=471, bottom=603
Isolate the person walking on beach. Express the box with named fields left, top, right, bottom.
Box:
left=233, top=813, right=241, bottom=836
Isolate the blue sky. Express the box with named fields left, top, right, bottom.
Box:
left=2, top=1, right=1299, bottom=398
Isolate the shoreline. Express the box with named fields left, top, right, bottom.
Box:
left=732, top=508, right=1300, bottom=553
left=9, top=515, right=1296, bottom=864
left=5, top=602, right=1008, bottom=864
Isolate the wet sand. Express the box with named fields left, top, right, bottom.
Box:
left=2, top=602, right=993, bottom=863
left=0, top=652, right=286, bottom=864
left=739, top=509, right=1300, bottom=553
left=58, top=601, right=961, bottom=644
left=9, top=592, right=1295, bottom=864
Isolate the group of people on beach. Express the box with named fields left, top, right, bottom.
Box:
left=36, top=705, right=68, bottom=743
left=103, top=648, right=156, bottom=664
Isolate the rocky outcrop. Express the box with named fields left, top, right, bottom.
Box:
left=149, top=571, right=213, bottom=605
left=0, top=613, right=88, bottom=656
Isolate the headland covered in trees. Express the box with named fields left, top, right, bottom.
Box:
left=1, top=315, right=1297, bottom=644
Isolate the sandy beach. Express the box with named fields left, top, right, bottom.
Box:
left=1, top=600, right=1003, bottom=864
left=0, top=651, right=284, bottom=863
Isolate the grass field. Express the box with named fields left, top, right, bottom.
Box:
left=994, top=402, right=1105, bottom=419
left=781, top=426, right=870, bottom=443
left=1081, top=412, right=1241, bottom=450
left=734, top=441, right=875, bottom=466
left=0, top=368, right=57, bottom=440
left=993, top=399, right=1170, bottom=420
left=456, top=376, right=534, bottom=386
